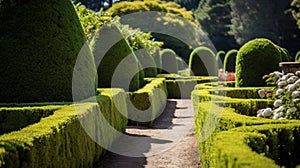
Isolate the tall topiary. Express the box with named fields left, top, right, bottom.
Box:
left=90, top=23, right=142, bottom=92
left=176, top=56, right=186, bottom=70
left=135, top=49, right=157, bottom=77
left=296, top=51, right=300, bottom=62
left=0, top=0, right=97, bottom=103
left=223, top=49, right=238, bottom=72
left=160, top=49, right=178, bottom=74
left=235, top=38, right=282, bottom=87
left=216, top=50, right=226, bottom=70
left=189, top=46, right=218, bottom=76
left=153, top=49, right=162, bottom=74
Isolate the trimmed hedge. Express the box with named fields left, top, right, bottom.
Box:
left=235, top=38, right=282, bottom=87
left=189, top=46, right=218, bottom=76
left=127, top=78, right=167, bottom=126
left=135, top=49, right=157, bottom=77
left=223, top=49, right=238, bottom=72
left=192, top=82, right=300, bottom=168
left=160, top=49, right=178, bottom=74
left=296, top=51, right=300, bottom=62
left=0, top=89, right=127, bottom=167
left=90, top=23, right=142, bottom=92
left=0, top=106, right=62, bottom=135
left=0, top=0, right=97, bottom=103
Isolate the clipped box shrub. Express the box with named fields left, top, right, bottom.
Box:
left=0, top=88, right=127, bottom=168
left=90, top=23, right=142, bottom=91
left=160, top=49, right=178, bottom=74
left=295, top=51, right=300, bottom=62
left=278, top=47, right=291, bottom=62
left=176, top=56, right=186, bottom=70
left=0, top=106, right=61, bottom=135
left=189, top=46, right=218, bottom=76
left=216, top=50, right=226, bottom=64
left=223, top=49, right=238, bottom=72
left=127, top=78, right=167, bottom=126
left=235, top=38, right=282, bottom=87
left=0, top=0, right=97, bottom=103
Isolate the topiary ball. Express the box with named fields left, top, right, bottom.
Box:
left=160, top=49, right=178, bottom=74
left=223, top=49, right=238, bottom=72
left=90, top=24, right=142, bottom=92
left=188, top=46, right=218, bottom=76
left=0, top=0, right=97, bottom=103
left=235, top=38, right=282, bottom=87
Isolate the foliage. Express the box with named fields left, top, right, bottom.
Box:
left=291, top=0, right=300, bottom=28
left=223, top=49, right=238, bottom=72
left=189, top=46, right=218, bottom=76
left=296, top=51, right=300, bottom=62
left=235, top=38, right=282, bottom=87
left=165, top=0, right=200, bottom=10
left=230, top=0, right=300, bottom=56
left=258, top=71, right=300, bottom=120
left=134, top=49, right=157, bottom=77
left=195, top=0, right=239, bottom=51
left=0, top=0, right=96, bottom=103
left=107, top=0, right=194, bottom=21
left=160, top=48, right=178, bottom=74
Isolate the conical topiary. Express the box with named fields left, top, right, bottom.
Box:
left=90, top=23, right=142, bottom=92
left=0, top=0, right=97, bottom=103
left=223, top=49, right=238, bottom=72
left=160, top=49, right=178, bottom=74
left=235, top=38, right=282, bottom=87
left=189, top=46, right=218, bottom=76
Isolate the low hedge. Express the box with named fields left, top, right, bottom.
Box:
left=0, top=88, right=127, bottom=167
left=127, top=78, right=167, bottom=126
left=0, top=106, right=62, bottom=135
left=192, top=82, right=300, bottom=168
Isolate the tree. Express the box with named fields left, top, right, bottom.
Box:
left=165, top=0, right=200, bottom=10
left=195, top=0, right=239, bottom=51
left=230, top=0, right=300, bottom=56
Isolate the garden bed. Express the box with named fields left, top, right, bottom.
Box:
left=192, top=82, right=300, bottom=168
left=0, top=88, right=127, bottom=168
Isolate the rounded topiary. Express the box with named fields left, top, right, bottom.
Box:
left=90, top=24, right=142, bottom=92
left=176, top=56, right=186, bottom=70
left=278, top=47, right=291, bottom=62
left=235, top=38, right=282, bottom=87
left=160, top=49, right=178, bottom=74
left=0, top=0, right=97, bottom=103
left=135, top=49, right=157, bottom=77
left=188, top=46, right=218, bottom=76
left=223, top=49, right=238, bottom=72
left=296, top=51, right=300, bottom=62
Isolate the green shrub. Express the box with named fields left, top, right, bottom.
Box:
left=160, top=49, right=178, bottom=74
left=216, top=50, right=226, bottom=69
left=223, top=49, right=238, bottom=72
left=135, top=49, right=157, bottom=77
left=0, top=88, right=127, bottom=168
left=235, top=38, right=282, bottom=87
left=176, top=56, right=186, bottom=70
left=189, top=46, right=218, bottom=76
left=277, top=46, right=291, bottom=62
left=90, top=23, right=142, bottom=91
left=153, top=49, right=162, bottom=74
left=0, top=0, right=97, bottom=103
left=0, top=106, right=61, bottom=135
left=127, top=78, right=167, bottom=126
left=295, top=51, right=300, bottom=62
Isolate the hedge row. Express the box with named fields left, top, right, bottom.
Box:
left=0, top=88, right=127, bottom=168
left=0, top=106, right=62, bottom=135
left=127, top=78, right=167, bottom=126
left=192, top=82, right=300, bottom=168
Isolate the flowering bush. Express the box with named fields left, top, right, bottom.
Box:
left=257, top=71, right=300, bottom=120
left=219, top=69, right=235, bottom=81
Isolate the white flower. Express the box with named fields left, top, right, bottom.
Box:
left=273, top=112, right=283, bottom=120
left=295, top=79, right=300, bottom=86
left=274, top=106, right=284, bottom=114
left=293, top=98, right=300, bottom=103
left=287, top=107, right=297, bottom=113
left=274, top=71, right=283, bottom=78
left=257, top=109, right=264, bottom=117
left=287, top=77, right=297, bottom=83
left=262, top=108, right=272, bottom=117
left=276, top=89, right=284, bottom=96
left=296, top=71, right=300, bottom=76
left=278, top=117, right=286, bottom=120
left=286, top=73, right=295, bottom=78
left=258, top=89, right=266, bottom=98
left=292, top=91, right=300, bottom=98
left=278, top=81, right=287, bottom=87
left=273, top=99, right=282, bottom=108
left=287, top=84, right=297, bottom=91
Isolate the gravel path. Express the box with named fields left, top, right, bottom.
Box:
left=94, top=99, right=200, bottom=168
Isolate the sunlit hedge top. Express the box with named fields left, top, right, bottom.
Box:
left=106, top=0, right=194, bottom=22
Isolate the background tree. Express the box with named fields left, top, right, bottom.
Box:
left=230, top=0, right=300, bottom=56
left=195, top=0, right=239, bottom=51
left=165, top=0, right=200, bottom=11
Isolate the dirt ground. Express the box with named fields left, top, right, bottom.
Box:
left=94, top=99, right=201, bottom=168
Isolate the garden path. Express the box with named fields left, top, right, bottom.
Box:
left=94, top=99, right=201, bottom=168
